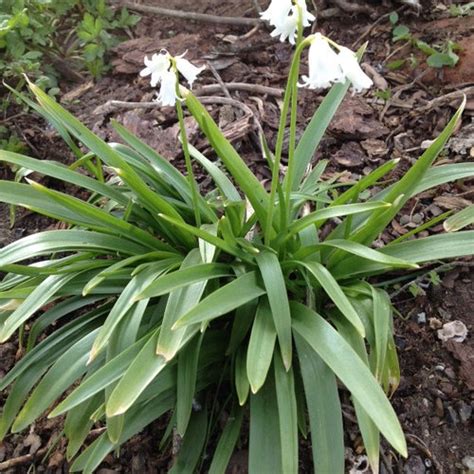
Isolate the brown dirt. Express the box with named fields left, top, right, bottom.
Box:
left=0, top=0, right=473, bottom=472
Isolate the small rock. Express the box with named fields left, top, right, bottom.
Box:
left=429, top=318, right=443, bottom=330
left=400, top=214, right=411, bottom=226
left=462, top=456, right=474, bottom=471
left=23, top=433, right=42, bottom=455
left=458, top=401, right=473, bottom=423
left=360, top=138, right=388, bottom=158
left=403, top=455, right=426, bottom=474
left=435, top=398, right=444, bottom=418
left=446, top=406, right=459, bottom=425
left=445, top=367, right=456, bottom=379
left=417, top=312, right=427, bottom=324
left=437, top=321, right=468, bottom=343
left=334, top=142, right=366, bottom=168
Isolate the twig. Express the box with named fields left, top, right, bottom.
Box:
left=122, top=2, right=259, bottom=27
left=418, top=86, right=474, bottom=112
left=207, top=64, right=232, bottom=99
left=195, top=82, right=283, bottom=98
left=0, top=448, right=48, bottom=471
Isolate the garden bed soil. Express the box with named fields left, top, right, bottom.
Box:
left=0, top=0, right=473, bottom=472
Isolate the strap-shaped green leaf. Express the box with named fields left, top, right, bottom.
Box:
left=189, top=144, right=241, bottom=202
left=286, top=201, right=391, bottom=239
left=12, top=330, right=99, bottom=432
left=185, top=91, right=269, bottom=226
left=173, top=272, right=266, bottom=329
left=49, top=334, right=151, bottom=417
left=331, top=231, right=474, bottom=278
left=291, top=302, right=407, bottom=457
left=0, top=230, right=150, bottom=267
left=274, top=352, right=298, bottom=473
left=246, top=298, right=276, bottom=394
left=89, top=261, right=175, bottom=361
left=298, top=261, right=365, bottom=337
left=138, top=263, right=232, bottom=300
left=256, top=251, right=292, bottom=370
left=294, top=333, right=345, bottom=474
left=208, top=408, right=244, bottom=474
left=176, top=333, right=203, bottom=436
left=0, top=273, right=76, bottom=342
left=249, top=372, right=282, bottom=474
left=444, top=204, right=474, bottom=232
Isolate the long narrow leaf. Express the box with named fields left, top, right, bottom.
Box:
left=291, top=302, right=407, bottom=457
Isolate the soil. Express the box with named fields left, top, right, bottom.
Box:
left=0, top=0, right=473, bottom=472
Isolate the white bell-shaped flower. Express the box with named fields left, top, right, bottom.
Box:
left=260, top=0, right=292, bottom=26
left=270, top=13, right=299, bottom=45
left=140, top=53, right=170, bottom=87
left=157, top=69, right=178, bottom=107
left=140, top=50, right=205, bottom=106
left=175, top=55, right=206, bottom=89
left=300, top=33, right=345, bottom=89
left=338, top=47, right=373, bottom=93
left=294, top=0, right=316, bottom=27
left=262, top=0, right=315, bottom=44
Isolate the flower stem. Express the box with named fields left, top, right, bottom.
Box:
left=175, top=80, right=201, bottom=227
left=284, top=6, right=305, bottom=224
left=264, top=37, right=311, bottom=246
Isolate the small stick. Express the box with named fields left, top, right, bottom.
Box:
left=419, top=86, right=474, bottom=112
left=195, top=82, right=283, bottom=98
left=122, top=2, right=259, bottom=27
left=207, top=64, right=232, bottom=99
left=0, top=448, right=48, bottom=471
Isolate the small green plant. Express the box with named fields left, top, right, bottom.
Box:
left=388, top=12, right=461, bottom=69
left=449, top=2, right=474, bottom=17
left=0, top=0, right=140, bottom=87
left=0, top=126, right=26, bottom=154
left=0, top=2, right=473, bottom=473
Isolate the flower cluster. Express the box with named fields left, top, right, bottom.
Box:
left=140, top=50, right=205, bottom=106
left=261, top=0, right=315, bottom=44
left=300, top=33, right=373, bottom=93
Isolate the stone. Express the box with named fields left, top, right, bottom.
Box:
left=403, top=455, right=426, bottom=474
left=462, top=456, right=474, bottom=471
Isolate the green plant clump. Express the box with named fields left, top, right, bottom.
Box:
left=0, top=9, right=473, bottom=474
left=0, top=0, right=140, bottom=87
left=388, top=11, right=461, bottom=70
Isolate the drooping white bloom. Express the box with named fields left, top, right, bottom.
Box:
left=262, top=0, right=315, bottom=44
left=175, top=55, right=206, bottom=88
left=157, top=69, right=178, bottom=107
left=139, top=53, right=170, bottom=87
left=294, top=0, right=316, bottom=27
left=260, top=0, right=292, bottom=26
left=140, top=50, right=205, bottom=106
left=270, top=13, right=299, bottom=45
left=299, top=33, right=345, bottom=89
left=337, top=47, right=373, bottom=93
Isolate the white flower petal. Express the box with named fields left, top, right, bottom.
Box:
left=260, top=0, right=292, bottom=26
left=175, top=57, right=205, bottom=88
left=300, top=34, right=345, bottom=89
left=157, top=69, right=178, bottom=106
left=270, top=12, right=298, bottom=44
left=294, top=0, right=316, bottom=26
left=139, top=53, right=170, bottom=87
left=338, top=47, right=373, bottom=93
